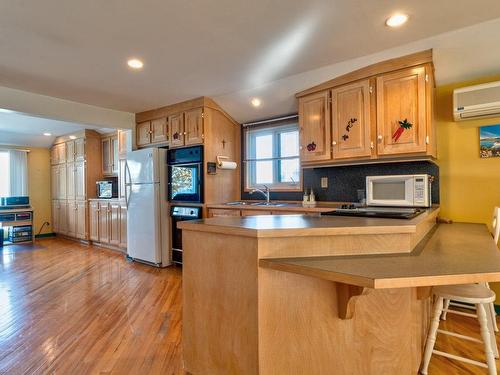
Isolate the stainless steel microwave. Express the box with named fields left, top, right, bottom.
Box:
left=366, top=174, right=431, bottom=207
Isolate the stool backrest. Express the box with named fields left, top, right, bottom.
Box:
left=493, top=207, right=500, bottom=245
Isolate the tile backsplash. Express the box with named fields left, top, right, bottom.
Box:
left=241, top=161, right=440, bottom=204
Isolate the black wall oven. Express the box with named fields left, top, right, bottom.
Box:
left=167, top=146, right=203, bottom=203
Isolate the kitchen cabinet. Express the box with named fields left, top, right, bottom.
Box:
left=331, top=79, right=373, bottom=160
left=299, top=90, right=331, bottom=163
left=51, top=143, right=66, bottom=165
left=376, top=66, right=428, bottom=155
left=89, top=199, right=126, bottom=251
left=75, top=138, right=85, bottom=161
left=75, top=200, right=87, bottom=239
left=66, top=140, right=75, bottom=162
left=75, top=161, right=86, bottom=201
left=51, top=166, right=59, bottom=199
left=89, top=200, right=99, bottom=242
left=118, top=130, right=131, bottom=159
left=52, top=200, right=60, bottom=233
left=241, top=210, right=273, bottom=216
left=119, top=202, right=127, bottom=250
left=168, top=113, right=184, bottom=147
left=109, top=201, right=121, bottom=246
left=137, top=121, right=152, bottom=147
left=208, top=208, right=241, bottom=218
left=66, top=162, right=75, bottom=200
left=151, top=118, right=168, bottom=143
left=102, top=134, right=118, bottom=176
left=67, top=200, right=77, bottom=238
left=119, top=159, right=126, bottom=200
left=58, top=200, right=68, bottom=235
left=58, top=164, right=67, bottom=199
left=184, top=108, right=204, bottom=145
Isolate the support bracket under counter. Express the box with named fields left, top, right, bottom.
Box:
left=336, top=283, right=371, bottom=320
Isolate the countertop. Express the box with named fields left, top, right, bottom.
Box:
left=259, top=223, right=500, bottom=289
left=206, top=201, right=347, bottom=213
left=178, top=206, right=439, bottom=238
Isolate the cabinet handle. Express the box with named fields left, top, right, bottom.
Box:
left=377, top=135, right=383, bottom=141
left=370, top=141, right=374, bottom=149
left=332, top=141, right=337, bottom=146
left=299, top=146, right=303, bottom=150
left=425, top=136, right=430, bottom=144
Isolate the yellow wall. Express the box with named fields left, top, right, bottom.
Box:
left=2, top=145, right=52, bottom=235
left=436, top=75, right=500, bottom=299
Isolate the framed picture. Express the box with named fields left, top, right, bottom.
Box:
left=480, top=124, right=500, bottom=158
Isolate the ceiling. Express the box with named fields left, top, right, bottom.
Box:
left=1, top=0, right=500, bottom=125
left=0, top=110, right=114, bottom=148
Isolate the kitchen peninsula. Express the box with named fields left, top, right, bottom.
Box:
left=179, top=209, right=500, bottom=375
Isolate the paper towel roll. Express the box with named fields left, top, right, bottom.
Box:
left=218, top=161, right=237, bottom=170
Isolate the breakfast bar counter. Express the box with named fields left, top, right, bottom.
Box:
left=179, top=209, right=500, bottom=375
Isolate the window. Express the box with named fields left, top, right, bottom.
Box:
left=0, top=151, right=9, bottom=196
left=245, top=120, right=300, bottom=190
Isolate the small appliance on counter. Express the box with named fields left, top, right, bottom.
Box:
left=0, top=196, right=30, bottom=209
left=323, top=174, right=433, bottom=220
left=170, top=205, right=202, bottom=265
left=96, top=179, right=118, bottom=199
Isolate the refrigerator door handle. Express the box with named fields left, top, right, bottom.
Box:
left=125, top=161, right=132, bottom=209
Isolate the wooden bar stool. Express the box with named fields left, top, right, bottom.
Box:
left=442, top=207, right=500, bottom=330
left=420, top=284, right=498, bottom=375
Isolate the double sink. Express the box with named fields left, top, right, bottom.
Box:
left=224, top=201, right=289, bottom=207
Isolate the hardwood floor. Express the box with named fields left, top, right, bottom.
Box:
left=0, top=237, right=498, bottom=374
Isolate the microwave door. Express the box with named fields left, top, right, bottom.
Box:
left=367, top=177, right=414, bottom=206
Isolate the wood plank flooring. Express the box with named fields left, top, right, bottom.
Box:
left=0, top=237, right=498, bottom=374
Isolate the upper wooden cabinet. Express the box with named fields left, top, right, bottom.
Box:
left=118, top=130, right=131, bottom=158
left=137, top=118, right=169, bottom=147
left=296, top=50, right=436, bottom=166
left=168, top=112, right=185, bottom=147
left=184, top=108, right=204, bottom=145
left=376, top=66, right=428, bottom=156
left=75, top=138, right=85, bottom=161
left=331, top=79, right=373, bottom=160
left=102, top=134, right=118, bottom=176
left=299, top=91, right=331, bottom=163
left=51, top=142, right=67, bottom=165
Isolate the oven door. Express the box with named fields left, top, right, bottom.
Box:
left=366, top=175, right=415, bottom=207
left=168, top=163, right=203, bottom=203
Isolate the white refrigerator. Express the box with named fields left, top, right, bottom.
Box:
left=125, top=148, right=170, bottom=267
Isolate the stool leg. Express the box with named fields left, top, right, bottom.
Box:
left=485, top=303, right=499, bottom=358
left=489, top=302, right=499, bottom=332
left=441, top=298, right=450, bottom=320
left=420, top=296, right=444, bottom=375
left=477, top=303, right=497, bottom=375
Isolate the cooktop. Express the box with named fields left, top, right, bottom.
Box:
left=323, top=205, right=424, bottom=220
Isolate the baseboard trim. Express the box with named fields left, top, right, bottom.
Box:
left=35, top=232, right=56, bottom=239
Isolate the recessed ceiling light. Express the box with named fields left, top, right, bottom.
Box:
left=385, top=14, right=408, bottom=28
left=43, top=133, right=52, bottom=136
left=251, top=98, right=262, bottom=107
left=69, top=135, right=76, bottom=140
left=127, top=58, right=144, bottom=69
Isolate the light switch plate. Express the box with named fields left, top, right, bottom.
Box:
left=321, top=177, right=328, bottom=188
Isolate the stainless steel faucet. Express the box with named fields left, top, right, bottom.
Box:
left=250, top=185, right=270, bottom=203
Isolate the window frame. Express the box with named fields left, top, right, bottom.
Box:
left=244, top=123, right=302, bottom=192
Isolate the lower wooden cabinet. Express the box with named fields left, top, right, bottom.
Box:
left=207, top=208, right=323, bottom=217
left=52, top=199, right=87, bottom=239
left=88, top=199, right=127, bottom=251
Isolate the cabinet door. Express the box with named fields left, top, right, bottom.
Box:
left=184, top=108, right=204, bottom=145
left=66, top=141, right=75, bottom=162
left=119, top=203, right=127, bottom=250
left=52, top=200, right=60, bottom=233
left=102, top=137, right=111, bottom=175
left=75, top=161, right=86, bottom=201
left=75, top=138, right=85, bottom=161
left=241, top=210, right=272, bottom=216
left=98, top=202, right=110, bottom=244
left=109, top=201, right=121, bottom=246
left=51, top=165, right=59, bottom=199
left=89, top=200, right=100, bottom=242
left=331, top=80, right=373, bottom=159
left=59, top=200, right=68, bottom=235
left=58, top=164, right=67, bottom=199
left=299, top=91, right=331, bottom=162
left=66, top=162, right=75, bottom=200
left=51, top=146, right=58, bottom=165
left=137, top=121, right=151, bottom=147
left=151, top=117, right=168, bottom=143
left=66, top=201, right=77, bottom=237
left=75, top=200, right=87, bottom=240
left=376, top=66, right=427, bottom=155
left=208, top=209, right=241, bottom=218
left=110, top=136, right=119, bottom=175
left=168, top=113, right=184, bottom=147
left=58, top=143, right=67, bottom=164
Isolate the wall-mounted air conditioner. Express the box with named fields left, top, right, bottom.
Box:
left=453, top=81, right=500, bottom=121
